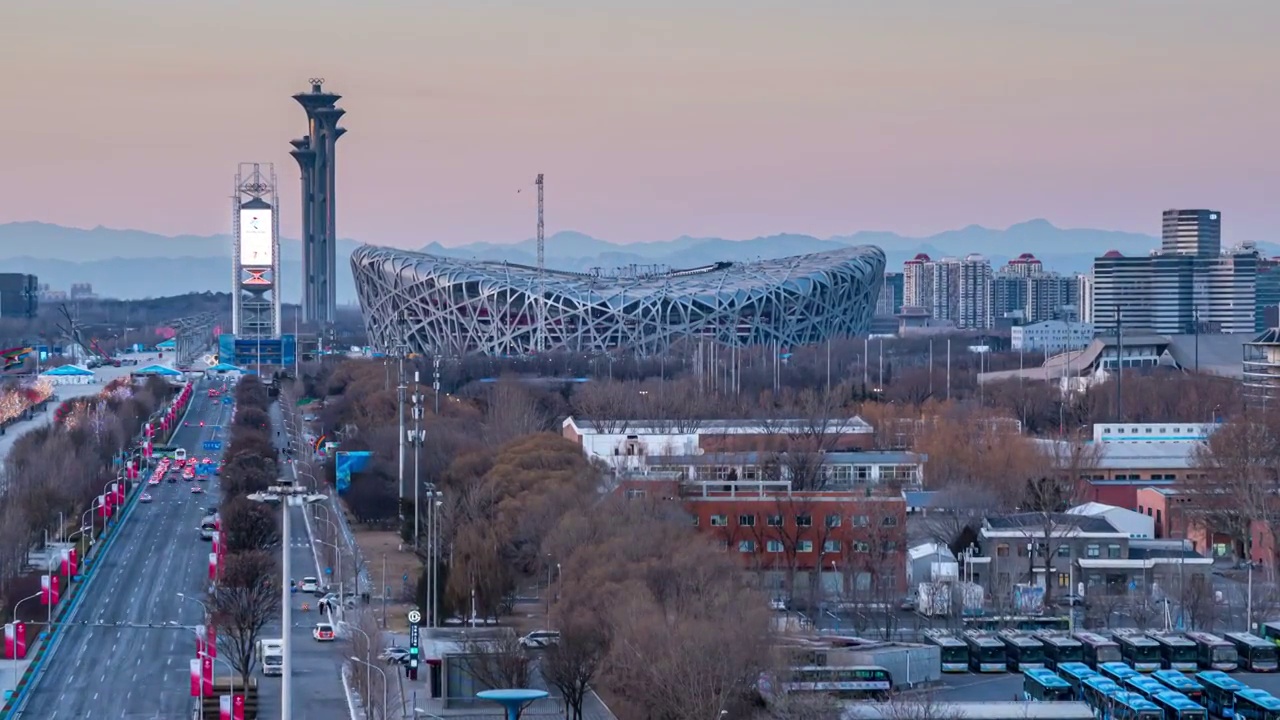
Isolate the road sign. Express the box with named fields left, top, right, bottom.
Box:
left=407, top=610, right=422, bottom=625
left=324, top=567, right=332, bottom=576
left=223, top=397, right=232, bottom=405
left=202, top=441, right=223, bottom=452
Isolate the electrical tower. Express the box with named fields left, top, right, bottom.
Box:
left=535, top=173, right=546, bottom=352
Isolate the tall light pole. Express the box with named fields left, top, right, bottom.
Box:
left=343, top=623, right=373, bottom=703
left=350, top=656, right=388, bottom=720
left=9, top=591, right=40, bottom=696
left=397, top=345, right=406, bottom=518
left=248, top=484, right=326, bottom=720
left=409, top=376, right=425, bottom=551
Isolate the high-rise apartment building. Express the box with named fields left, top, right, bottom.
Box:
left=902, top=254, right=933, bottom=310
left=1077, top=273, right=1094, bottom=323
left=955, top=254, right=994, bottom=329
left=1091, top=210, right=1256, bottom=334
left=901, top=254, right=993, bottom=329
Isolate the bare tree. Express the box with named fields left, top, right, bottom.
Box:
left=345, top=610, right=388, bottom=719
left=541, top=618, right=608, bottom=720
left=211, top=566, right=281, bottom=684
left=458, top=630, right=533, bottom=691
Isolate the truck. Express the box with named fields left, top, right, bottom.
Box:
left=257, top=638, right=283, bottom=676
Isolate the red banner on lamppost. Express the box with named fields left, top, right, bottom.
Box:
left=201, top=655, right=214, bottom=696
left=189, top=658, right=201, bottom=697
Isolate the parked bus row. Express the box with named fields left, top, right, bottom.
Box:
left=1027, top=663, right=1280, bottom=719
left=923, top=628, right=1278, bottom=676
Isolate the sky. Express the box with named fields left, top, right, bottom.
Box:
left=1, top=0, right=1278, bottom=249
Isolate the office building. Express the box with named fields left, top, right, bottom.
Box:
left=1257, top=258, right=1280, bottom=332
left=1091, top=210, right=1256, bottom=335
left=0, top=273, right=38, bottom=318
left=1011, top=320, right=1095, bottom=353
left=290, top=79, right=347, bottom=326
left=875, top=272, right=904, bottom=317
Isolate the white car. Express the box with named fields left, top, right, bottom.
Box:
left=518, top=630, right=560, bottom=650
left=312, top=623, right=336, bottom=642
left=378, top=647, right=410, bottom=664
left=299, top=577, right=320, bottom=593
left=139, top=493, right=153, bottom=504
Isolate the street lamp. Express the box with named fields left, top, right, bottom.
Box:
left=248, top=484, right=327, bottom=720
left=342, top=622, right=373, bottom=707
left=177, top=592, right=210, bottom=619
left=8, top=591, right=40, bottom=696
left=350, top=656, right=388, bottom=720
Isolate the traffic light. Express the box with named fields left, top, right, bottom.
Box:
left=407, top=645, right=419, bottom=680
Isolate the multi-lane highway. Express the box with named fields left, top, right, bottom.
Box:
left=17, top=377, right=233, bottom=719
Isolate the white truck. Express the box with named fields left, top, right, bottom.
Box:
left=257, top=638, right=283, bottom=676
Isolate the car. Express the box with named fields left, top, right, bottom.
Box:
left=148, top=477, right=161, bottom=485
left=299, top=577, right=320, bottom=593
left=183, top=421, right=190, bottom=427
left=378, top=647, right=410, bottom=664
left=167, top=475, right=177, bottom=484
left=312, top=623, right=336, bottom=642
left=518, top=630, right=561, bottom=650
left=190, top=485, right=204, bottom=494
left=319, top=593, right=357, bottom=610
left=208, top=389, right=220, bottom=398
left=1057, top=594, right=1086, bottom=607
left=139, top=493, right=153, bottom=503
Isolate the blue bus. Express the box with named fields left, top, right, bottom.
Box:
left=1234, top=688, right=1280, bottom=720
left=1023, top=668, right=1074, bottom=702
left=1057, top=662, right=1100, bottom=700
left=1082, top=676, right=1124, bottom=713
left=1100, top=661, right=1142, bottom=684
left=1150, top=690, right=1209, bottom=720
left=1195, top=670, right=1247, bottom=718
left=1152, top=670, right=1204, bottom=705
left=1124, top=675, right=1171, bottom=701
left=1107, top=690, right=1163, bottom=720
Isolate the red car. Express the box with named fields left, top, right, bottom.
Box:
left=208, top=389, right=220, bottom=398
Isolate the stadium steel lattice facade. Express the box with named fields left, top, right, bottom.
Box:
left=351, top=244, right=886, bottom=357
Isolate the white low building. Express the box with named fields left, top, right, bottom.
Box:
left=1011, top=320, right=1095, bottom=353
left=1066, top=502, right=1155, bottom=539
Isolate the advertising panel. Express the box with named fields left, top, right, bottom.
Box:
left=238, top=208, right=273, bottom=267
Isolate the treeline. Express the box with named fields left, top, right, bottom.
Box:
left=0, top=376, right=170, bottom=620
left=210, top=374, right=283, bottom=684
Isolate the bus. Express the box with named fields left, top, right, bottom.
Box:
left=783, top=666, right=892, bottom=698
left=1260, top=621, right=1280, bottom=647
left=1186, top=631, right=1238, bottom=672
left=965, top=632, right=1009, bottom=673
left=922, top=630, right=970, bottom=673
left=1081, top=676, right=1124, bottom=713
left=1234, top=688, right=1280, bottom=720
left=1100, top=661, right=1142, bottom=685
left=1036, top=633, right=1085, bottom=669
left=1023, top=668, right=1075, bottom=702
left=1124, top=675, right=1172, bottom=701
left=999, top=630, right=1048, bottom=672
left=1074, top=631, right=1123, bottom=668
left=965, top=615, right=1071, bottom=633
left=1152, top=670, right=1204, bottom=704
left=1225, top=632, right=1280, bottom=672
left=1114, top=631, right=1164, bottom=673
left=842, top=702, right=1096, bottom=719
left=1150, top=691, right=1209, bottom=720
left=1194, top=670, right=1247, bottom=718
left=1106, top=691, right=1164, bottom=720
left=1149, top=633, right=1200, bottom=672
left=1057, top=662, right=1100, bottom=700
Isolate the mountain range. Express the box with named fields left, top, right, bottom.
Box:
left=2, top=219, right=1271, bottom=301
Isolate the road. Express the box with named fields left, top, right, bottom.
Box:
left=16, top=377, right=234, bottom=719
left=252, top=400, right=351, bottom=719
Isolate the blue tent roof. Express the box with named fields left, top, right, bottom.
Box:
left=156, top=339, right=177, bottom=349
left=135, top=364, right=182, bottom=376
left=207, top=362, right=246, bottom=373
left=41, top=364, right=94, bottom=376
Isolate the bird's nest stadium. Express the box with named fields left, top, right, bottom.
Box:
left=351, top=244, right=886, bottom=357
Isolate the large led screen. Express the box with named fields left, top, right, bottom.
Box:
left=239, top=208, right=273, bottom=266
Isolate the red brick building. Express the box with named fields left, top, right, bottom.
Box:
left=617, top=475, right=907, bottom=603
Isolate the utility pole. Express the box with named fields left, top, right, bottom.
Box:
left=433, top=355, right=441, bottom=415
left=409, top=376, right=425, bottom=551
left=397, top=345, right=406, bottom=520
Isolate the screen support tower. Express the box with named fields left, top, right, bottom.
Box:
left=232, top=163, right=281, bottom=341
left=290, top=78, right=347, bottom=328
left=535, top=173, right=545, bottom=353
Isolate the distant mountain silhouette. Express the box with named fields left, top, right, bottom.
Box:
left=3, top=219, right=1272, bottom=300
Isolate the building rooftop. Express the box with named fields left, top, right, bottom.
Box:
left=654, top=450, right=924, bottom=466
left=985, top=512, right=1119, bottom=535
left=1032, top=438, right=1202, bottom=470
left=564, top=415, right=873, bottom=435
left=978, top=333, right=1250, bottom=384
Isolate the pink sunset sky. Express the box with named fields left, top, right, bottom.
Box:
left=1, top=0, right=1277, bottom=248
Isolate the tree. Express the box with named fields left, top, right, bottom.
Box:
left=220, top=450, right=278, bottom=499
left=541, top=617, right=608, bottom=720
left=221, top=497, right=280, bottom=554
left=211, top=557, right=280, bottom=684
left=220, top=550, right=276, bottom=589
left=1193, top=413, right=1280, bottom=572
left=459, top=630, right=533, bottom=691
left=233, top=406, right=271, bottom=433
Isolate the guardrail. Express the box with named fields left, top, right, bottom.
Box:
left=2, top=385, right=197, bottom=718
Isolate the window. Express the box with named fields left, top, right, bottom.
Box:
left=881, top=515, right=898, bottom=527
left=1017, top=545, right=1029, bottom=558
left=830, top=465, right=852, bottom=482
left=797, top=540, right=813, bottom=553
left=825, top=514, right=841, bottom=528
left=1057, top=545, right=1071, bottom=558
left=823, top=540, right=841, bottom=553
left=766, top=514, right=783, bottom=527
left=884, top=541, right=898, bottom=552
left=625, top=489, right=647, bottom=499
left=710, top=514, right=728, bottom=527
left=716, top=539, right=729, bottom=551
left=996, top=544, right=1010, bottom=558
left=1086, top=544, right=1100, bottom=558
left=738, top=514, right=756, bottom=527
left=853, top=541, right=870, bottom=553
left=738, top=540, right=756, bottom=553
left=691, top=515, right=699, bottom=527
left=1107, top=544, right=1122, bottom=559
left=766, top=540, right=784, bottom=553
left=796, top=514, right=812, bottom=528
left=853, top=515, right=870, bottom=527
left=1057, top=573, right=1071, bottom=588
